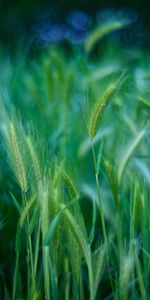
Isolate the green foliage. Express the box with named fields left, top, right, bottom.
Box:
left=0, top=26, right=150, bottom=300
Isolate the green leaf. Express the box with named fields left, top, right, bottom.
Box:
left=28, top=206, right=39, bottom=235
left=118, top=127, right=146, bottom=183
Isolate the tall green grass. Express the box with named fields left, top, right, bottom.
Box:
left=0, top=24, right=149, bottom=299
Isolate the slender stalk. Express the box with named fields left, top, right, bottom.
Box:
left=22, top=193, right=35, bottom=292
left=91, top=139, right=114, bottom=294
left=34, top=219, right=41, bottom=275
left=12, top=252, right=19, bottom=300
left=91, top=140, right=107, bottom=241
left=64, top=258, right=70, bottom=300
left=79, top=270, right=84, bottom=300
left=43, top=245, right=51, bottom=300
left=88, top=254, right=95, bottom=300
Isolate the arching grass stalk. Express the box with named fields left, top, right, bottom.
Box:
left=33, top=218, right=41, bottom=276
left=39, top=181, right=51, bottom=300
left=90, top=139, right=114, bottom=293
left=63, top=208, right=94, bottom=300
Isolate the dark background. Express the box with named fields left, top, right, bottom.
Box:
left=0, top=0, right=150, bottom=48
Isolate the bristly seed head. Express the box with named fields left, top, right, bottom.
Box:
left=88, top=84, right=116, bottom=138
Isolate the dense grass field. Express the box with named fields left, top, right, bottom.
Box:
left=0, top=21, right=150, bottom=299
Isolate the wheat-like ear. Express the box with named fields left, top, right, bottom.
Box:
left=62, top=169, right=79, bottom=199
left=93, top=242, right=108, bottom=298
left=61, top=205, right=89, bottom=264
left=6, top=120, right=28, bottom=192
left=88, top=84, right=116, bottom=138
left=26, top=135, right=42, bottom=187
left=61, top=206, right=94, bottom=299
left=68, top=230, right=80, bottom=288
left=119, top=243, right=134, bottom=300
left=85, top=20, right=126, bottom=53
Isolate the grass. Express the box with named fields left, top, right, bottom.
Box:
left=0, top=22, right=150, bottom=299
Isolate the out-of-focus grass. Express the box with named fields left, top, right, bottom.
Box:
left=0, top=22, right=150, bottom=300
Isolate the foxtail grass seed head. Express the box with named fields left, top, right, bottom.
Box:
left=88, top=84, right=116, bottom=138
left=7, top=121, right=28, bottom=192
left=62, top=169, right=78, bottom=199
left=26, top=135, right=42, bottom=186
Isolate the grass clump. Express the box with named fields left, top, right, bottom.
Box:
left=0, top=23, right=150, bottom=300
